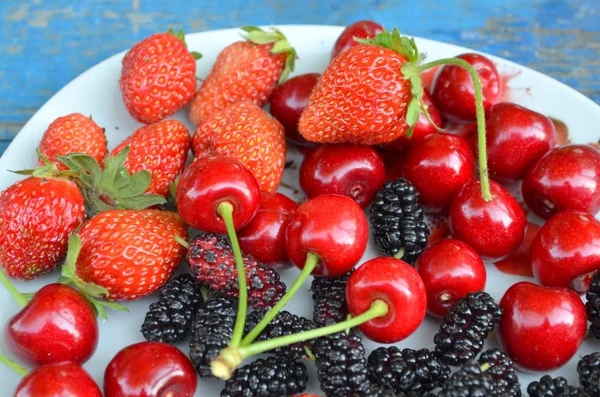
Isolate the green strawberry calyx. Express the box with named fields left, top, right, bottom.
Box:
left=168, top=28, right=202, bottom=60
left=241, top=26, right=297, bottom=84
left=10, top=150, right=80, bottom=179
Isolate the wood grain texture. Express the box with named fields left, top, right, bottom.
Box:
left=0, top=0, right=598, bottom=155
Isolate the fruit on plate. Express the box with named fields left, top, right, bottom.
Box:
left=522, top=144, right=600, bottom=219
left=578, top=352, right=600, bottom=396
left=477, top=348, right=522, bottom=396
left=312, top=271, right=352, bottom=326
left=300, top=144, right=386, bottom=208
left=402, top=133, right=475, bottom=214
left=415, top=239, right=486, bottom=317
left=270, top=73, right=320, bottom=146
left=104, top=341, right=197, bottom=397
left=38, top=113, right=107, bottom=170
left=120, top=29, right=201, bottom=124
left=498, top=281, right=587, bottom=372
left=434, top=363, right=496, bottom=396
left=111, top=119, right=191, bottom=197
left=530, top=210, right=600, bottom=293
left=192, top=100, right=286, bottom=192
left=449, top=179, right=527, bottom=260
left=189, top=26, right=296, bottom=125
left=331, top=20, right=384, bottom=59
left=527, top=375, right=588, bottom=397
left=586, top=272, right=600, bottom=338
left=432, top=53, right=501, bottom=123
left=238, top=192, right=299, bottom=266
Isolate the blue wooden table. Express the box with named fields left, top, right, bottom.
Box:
left=1, top=0, right=598, bottom=155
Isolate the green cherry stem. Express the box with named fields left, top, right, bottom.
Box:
left=217, top=202, right=247, bottom=348
left=241, top=252, right=320, bottom=346
left=415, top=58, right=491, bottom=201
left=0, top=353, right=28, bottom=377
left=0, top=269, right=28, bottom=308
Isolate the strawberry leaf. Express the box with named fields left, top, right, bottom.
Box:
left=406, top=98, right=421, bottom=127
left=355, top=28, right=423, bottom=65
left=190, top=51, right=202, bottom=60
left=240, top=26, right=297, bottom=84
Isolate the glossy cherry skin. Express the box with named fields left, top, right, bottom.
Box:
left=5, top=283, right=98, bottom=367
left=530, top=210, right=600, bottom=293
left=238, top=192, right=299, bottom=267
left=331, top=20, right=384, bottom=59
left=449, top=180, right=527, bottom=260
left=522, top=145, right=600, bottom=219
left=484, top=103, right=556, bottom=182
left=347, top=257, right=426, bottom=343
left=498, top=282, right=587, bottom=372
left=270, top=73, right=320, bottom=146
left=403, top=134, right=475, bottom=214
left=300, top=144, right=386, bottom=208
left=415, top=239, right=486, bottom=317
left=176, top=156, right=261, bottom=233
left=285, top=194, right=368, bottom=277
left=15, top=362, right=102, bottom=397
left=432, top=53, right=501, bottom=123
left=104, top=341, right=197, bottom=397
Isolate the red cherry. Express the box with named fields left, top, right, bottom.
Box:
left=176, top=156, right=261, bottom=233
left=5, top=283, right=98, bottom=367
left=498, top=281, right=587, bottom=371
left=432, top=53, right=501, bottom=123
left=522, top=145, right=600, bottom=219
left=270, top=73, right=320, bottom=146
left=483, top=103, right=556, bottom=182
left=415, top=239, right=486, bottom=317
left=531, top=210, right=600, bottom=293
left=15, top=362, right=102, bottom=397
left=346, top=256, right=426, bottom=343
left=378, top=148, right=406, bottom=182
left=449, top=180, right=527, bottom=260
left=104, top=341, right=197, bottom=397
left=300, top=144, right=386, bottom=208
left=238, top=192, right=299, bottom=267
left=331, top=20, right=384, bottom=59
left=285, top=194, right=368, bottom=277
left=403, top=134, right=475, bottom=214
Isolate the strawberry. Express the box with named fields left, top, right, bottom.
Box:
left=111, top=119, right=191, bottom=197
left=120, top=29, right=201, bottom=124
left=192, top=100, right=286, bottom=192
left=64, top=209, right=188, bottom=301
left=38, top=113, right=107, bottom=170
left=188, top=26, right=296, bottom=125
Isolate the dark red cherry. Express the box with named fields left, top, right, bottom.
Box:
left=15, top=362, right=102, bottom=397
left=331, top=20, right=384, bottom=59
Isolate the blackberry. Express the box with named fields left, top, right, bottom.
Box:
left=312, top=271, right=351, bottom=326
left=188, top=232, right=286, bottom=308
left=370, top=179, right=429, bottom=264
left=527, top=375, right=589, bottom=397
left=314, top=330, right=371, bottom=397
left=434, top=363, right=496, bottom=397
left=585, top=272, right=600, bottom=338
left=434, top=291, right=502, bottom=366
left=365, top=388, right=401, bottom=397
left=368, top=347, right=450, bottom=393
left=220, top=356, right=308, bottom=397
left=244, top=309, right=316, bottom=360
left=189, top=294, right=236, bottom=378
left=477, top=348, right=521, bottom=396
left=578, top=352, right=600, bottom=396
left=141, top=274, right=203, bottom=343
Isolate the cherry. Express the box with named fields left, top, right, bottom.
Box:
left=432, top=53, right=501, bottom=123
left=104, top=341, right=197, bottom=397
left=483, top=103, right=556, bottom=182
left=522, top=144, right=600, bottom=219
left=270, top=73, right=320, bottom=146
left=299, top=144, right=386, bottom=208
left=498, top=281, right=587, bottom=372
left=331, top=20, right=384, bottom=59
left=238, top=192, right=299, bottom=267
left=403, top=134, right=475, bottom=213
left=449, top=179, right=527, bottom=260
left=531, top=210, right=600, bottom=293
left=415, top=239, right=486, bottom=317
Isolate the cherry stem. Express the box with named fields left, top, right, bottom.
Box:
left=0, top=269, right=28, bottom=308
left=0, top=353, right=28, bottom=377
left=217, top=202, right=247, bottom=348
left=415, top=58, right=491, bottom=201
left=241, top=252, right=320, bottom=346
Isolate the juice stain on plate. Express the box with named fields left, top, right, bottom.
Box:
left=499, top=70, right=522, bottom=102
left=550, top=117, right=570, bottom=145
left=494, top=222, right=539, bottom=277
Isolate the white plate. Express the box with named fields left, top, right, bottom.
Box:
left=1, top=25, right=600, bottom=396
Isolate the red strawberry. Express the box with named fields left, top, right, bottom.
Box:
left=192, top=101, right=286, bottom=192
left=111, top=119, right=191, bottom=197
left=38, top=113, right=107, bottom=170
left=120, top=29, right=201, bottom=124
left=188, top=26, right=296, bottom=125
